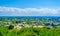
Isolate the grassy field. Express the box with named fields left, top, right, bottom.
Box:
left=0, top=26, right=60, bottom=36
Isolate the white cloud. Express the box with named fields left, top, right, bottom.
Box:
left=0, top=6, right=60, bottom=16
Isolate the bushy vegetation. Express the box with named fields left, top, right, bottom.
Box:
left=0, top=26, right=60, bottom=36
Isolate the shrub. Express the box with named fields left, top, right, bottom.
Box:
left=8, top=25, right=14, bottom=30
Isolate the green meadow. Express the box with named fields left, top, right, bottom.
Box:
left=0, top=26, right=60, bottom=36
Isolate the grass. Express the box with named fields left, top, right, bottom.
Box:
left=0, top=26, right=60, bottom=36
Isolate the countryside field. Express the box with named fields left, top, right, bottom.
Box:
left=0, top=16, right=60, bottom=36
left=0, top=26, right=60, bottom=36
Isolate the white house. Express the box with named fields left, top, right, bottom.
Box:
left=14, top=24, right=24, bottom=29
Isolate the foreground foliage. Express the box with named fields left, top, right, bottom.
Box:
left=0, top=26, right=60, bottom=36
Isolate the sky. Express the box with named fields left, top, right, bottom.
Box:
left=0, top=0, right=60, bottom=16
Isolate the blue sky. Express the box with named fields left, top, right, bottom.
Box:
left=0, top=0, right=60, bottom=16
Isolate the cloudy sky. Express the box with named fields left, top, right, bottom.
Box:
left=0, top=0, right=60, bottom=16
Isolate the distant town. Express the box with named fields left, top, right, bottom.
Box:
left=0, top=16, right=60, bottom=29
